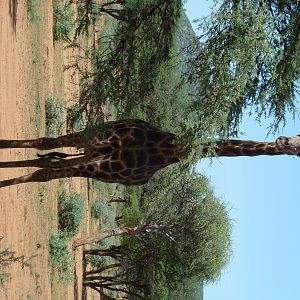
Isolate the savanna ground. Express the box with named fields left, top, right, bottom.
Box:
left=0, top=1, right=119, bottom=299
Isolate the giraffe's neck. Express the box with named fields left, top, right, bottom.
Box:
left=212, top=140, right=280, bottom=157
left=201, top=136, right=300, bottom=157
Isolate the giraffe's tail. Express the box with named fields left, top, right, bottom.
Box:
left=37, top=152, right=84, bottom=159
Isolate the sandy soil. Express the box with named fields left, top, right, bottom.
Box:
left=0, top=1, right=93, bottom=299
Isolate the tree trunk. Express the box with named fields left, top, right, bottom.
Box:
left=84, top=263, right=121, bottom=276
left=73, top=224, right=175, bottom=249
left=73, top=226, right=145, bottom=249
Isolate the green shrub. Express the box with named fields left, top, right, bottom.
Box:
left=49, top=233, right=74, bottom=282
left=91, top=200, right=117, bottom=229
left=91, top=200, right=107, bottom=219
left=53, top=0, right=74, bottom=41
left=88, top=254, right=107, bottom=269
left=27, top=0, right=40, bottom=22
left=38, top=185, right=47, bottom=204
left=88, top=238, right=119, bottom=269
left=66, top=102, right=87, bottom=132
left=0, top=271, right=9, bottom=291
left=58, top=191, right=85, bottom=238
left=45, top=95, right=66, bottom=137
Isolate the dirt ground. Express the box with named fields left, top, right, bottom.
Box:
left=0, top=1, right=94, bottom=299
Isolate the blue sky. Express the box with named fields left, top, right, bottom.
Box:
left=184, top=1, right=300, bottom=300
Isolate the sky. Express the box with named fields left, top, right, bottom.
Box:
left=184, top=1, right=300, bottom=300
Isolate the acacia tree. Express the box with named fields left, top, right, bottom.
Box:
left=67, top=0, right=182, bottom=131
left=181, top=0, right=300, bottom=162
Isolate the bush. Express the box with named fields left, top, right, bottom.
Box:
left=91, top=200, right=106, bottom=219
left=58, top=191, right=85, bottom=238
left=27, top=0, right=40, bottom=22
left=45, top=95, right=66, bottom=137
left=91, top=199, right=118, bottom=230
left=87, top=238, right=119, bottom=269
left=53, top=0, right=74, bottom=41
left=49, top=233, right=74, bottom=282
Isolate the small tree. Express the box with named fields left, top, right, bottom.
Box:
left=74, top=172, right=232, bottom=299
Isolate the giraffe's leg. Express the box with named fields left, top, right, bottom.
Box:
left=0, top=168, right=53, bottom=188
left=0, top=132, right=85, bottom=150
left=0, top=158, right=47, bottom=168
left=0, top=155, right=89, bottom=169
left=0, top=165, right=88, bottom=188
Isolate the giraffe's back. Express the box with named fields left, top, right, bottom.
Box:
left=86, top=119, right=179, bottom=185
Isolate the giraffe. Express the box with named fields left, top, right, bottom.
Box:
left=0, top=119, right=178, bottom=187
left=0, top=119, right=300, bottom=188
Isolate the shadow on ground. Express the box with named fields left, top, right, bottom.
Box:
left=9, top=0, right=17, bottom=33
